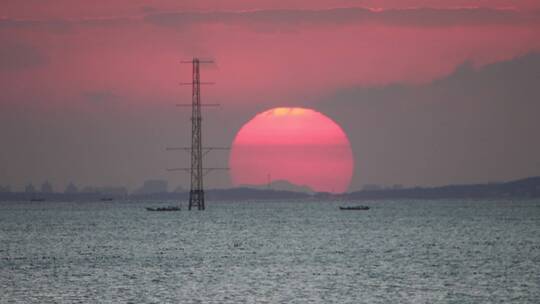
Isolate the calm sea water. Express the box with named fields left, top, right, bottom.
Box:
left=1, top=199, right=539, bottom=303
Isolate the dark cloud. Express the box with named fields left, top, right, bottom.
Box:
left=144, top=7, right=540, bottom=29
left=0, top=18, right=72, bottom=33
left=317, top=53, right=540, bottom=189
left=0, top=42, right=47, bottom=70
left=83, top=90, right=119, bottom=104
left=0, top=16, right=134, bottom=32
left=140, top=6, right=159, bottom=13
left=1, top=7, right=538, bottom=34
left=77, top=17, right=136, bottom=28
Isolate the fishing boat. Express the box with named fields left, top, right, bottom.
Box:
left=146, top=206, right=181, bottom=212
left=339, top=205, right=370, bottom=211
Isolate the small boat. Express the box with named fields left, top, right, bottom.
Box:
left=100, top=198, right=114, bottom=201
left=339, top=206, right=370, bottom=211
left=30, top=198, right=45, bottom=202
left=146, top=206, right=181, bottom=212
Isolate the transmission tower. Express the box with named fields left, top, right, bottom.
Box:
left=188, top=58, right=205, bottom=209
left=167, top=58, right=228, bottom=210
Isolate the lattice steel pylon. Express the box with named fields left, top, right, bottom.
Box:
left=189, top=58, right=205, bottom=210
left=167, top=58, right=228, bottom=210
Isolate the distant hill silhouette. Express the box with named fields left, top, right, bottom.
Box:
left=345, top=176, right=540, bottom=200
left=239, top=180, right=314, bottom=194
left=206, top=187, right=311, bottom=200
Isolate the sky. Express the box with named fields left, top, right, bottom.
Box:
left=1, top=0, right=539, bottom=192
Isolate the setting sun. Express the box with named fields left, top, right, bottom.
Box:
left=229, top=107, right=354, bottom=193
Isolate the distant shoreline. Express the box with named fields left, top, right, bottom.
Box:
left=1, top=176, right=539, bottom=202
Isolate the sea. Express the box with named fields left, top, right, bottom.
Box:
left=1, top=199, right=539, bottom=303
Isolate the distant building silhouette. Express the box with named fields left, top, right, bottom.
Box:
left=64, top=182, right=78, bottom=194
left=41, top=181, right=53, bottom=193
left=362, top=184, right=382, bottom=191
left=135, top=180, right=168, bottom=194
left=81, top=186, right=98, bottom=193
left=98, top=187, right=127, bottom=197
left=25, top=183, right=36, bottom=193
left=80, top=186, right=127, bottom=197
left=0, top=185, right=11, bottom=193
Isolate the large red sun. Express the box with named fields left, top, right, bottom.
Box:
left=229, top=107, right=354, bottom=193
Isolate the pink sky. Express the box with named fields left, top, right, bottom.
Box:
left=2, top=1, right=539, bottom=108
left=1, top=0, right=539, bottom=191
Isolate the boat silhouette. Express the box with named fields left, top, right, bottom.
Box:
left=339, top=205, right=370, bottom=211
left=146, top=206, right=181, bottom=212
